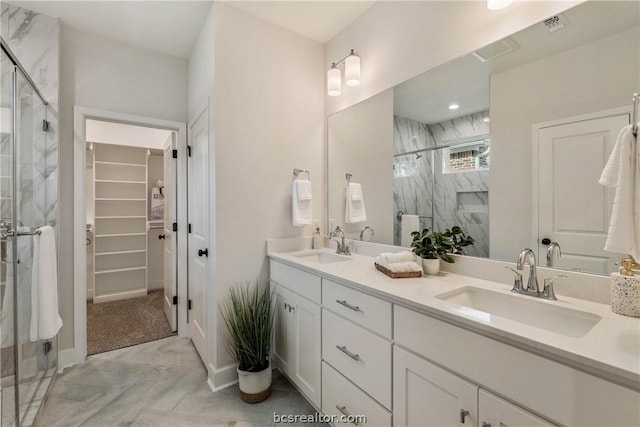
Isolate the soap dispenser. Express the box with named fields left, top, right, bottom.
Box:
left=611, top=256, right=640, bottom=318
left=313, top=227, right=323, bottom=249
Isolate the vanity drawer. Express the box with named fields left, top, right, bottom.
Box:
left=270, top=260, right=321, bottom=304
left=322, top=362, right=392, bottom=427
left=323, top=310, right=392, bottom=409
left=322, top=279, right=392, bottom=338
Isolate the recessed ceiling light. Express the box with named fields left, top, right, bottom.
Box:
left=449, top=104, right=460, bottom=110
left=483, top=117, right=490, bottom=123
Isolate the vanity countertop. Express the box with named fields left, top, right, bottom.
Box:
left=269, top=248, right=640, bottom=390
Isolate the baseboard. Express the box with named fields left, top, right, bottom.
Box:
left=93, top=289, right=147, bottom=304
left=207, top=362, right=238, bottom=391
left=58, top=348, right=77, bottom=374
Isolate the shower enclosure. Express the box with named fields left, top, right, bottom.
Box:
left=1, top=41, right=58, bottom=427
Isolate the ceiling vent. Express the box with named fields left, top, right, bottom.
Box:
left=543, top=14, right=570, bottom=33
left=471, top=37, right=520, bottom=63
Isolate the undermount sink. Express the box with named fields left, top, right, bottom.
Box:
left=436, top=287, right=602, bottom=338
left=294, top=251, right=352, bottom=264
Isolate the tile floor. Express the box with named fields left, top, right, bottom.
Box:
left=38, top=336, right=324, bottom=426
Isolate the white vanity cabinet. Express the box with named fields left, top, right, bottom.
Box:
left=478, top=390, right=552, bottom=427
left=270, top=261, right=321, bottom=408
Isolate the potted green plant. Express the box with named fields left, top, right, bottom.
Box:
left=411, top=226, right=475, bottom=274
left=220, top=281, right=274, bottom=403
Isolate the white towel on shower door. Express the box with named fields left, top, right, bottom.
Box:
left=30, top=226, right=63, bottom=341
left=599, top=124, right=640, bottom=260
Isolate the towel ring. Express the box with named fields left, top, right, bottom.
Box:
left=346, top=173, right=353, bottom=183
left=293, top=169, right=310, bottom=179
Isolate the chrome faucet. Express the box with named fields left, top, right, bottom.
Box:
left=359, top=226, right=374, bottom=241
left=517, top=248, right=539, bottom=295
left=330, top=226, right=351, bottom=256
left=540, top=275, right=567, bottom=301
left=546, top=242, right=562, bottom=268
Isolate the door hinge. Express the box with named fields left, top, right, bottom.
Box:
left=187, top=145, right=192, bottom=157
left=188, top=224, right=192, bottom=234
left=172, top=222, right=177, bottom=232
left=188, top=300, right=192, bottom=310
left=42, top=120, right=50, bottom=132
left=172, top=149, right=177, bottom=159
left=172, top=296, right=177, bottom=305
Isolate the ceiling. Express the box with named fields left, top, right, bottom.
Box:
left=226, top=1, right=375, bottom=44
left=6, top=0, right=374, bottom=58
left=5, top=1, right=213, bottom=58
left=394, top=1, right=640, bottom=124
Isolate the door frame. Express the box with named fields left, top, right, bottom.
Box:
left=530, top=105, right=632, bottom=254
left=73, top=106, right=188, bottom=365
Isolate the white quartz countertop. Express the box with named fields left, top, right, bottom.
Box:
left=268, top=248, right=640, bottom=390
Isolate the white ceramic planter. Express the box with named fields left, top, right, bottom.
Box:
left=237, top=364, right=272, bottom=403
left=420, top=257, right=440, bottom=275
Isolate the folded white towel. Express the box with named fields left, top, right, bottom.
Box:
left=295, top=179, right=313, bottom=201
left=345, top=182, right=367, bottom=223
left=385, top=262, right=422, bottom=274
left=30, top=226, right=63, bottom=341
left=599, top=124, right=640, bottom=259
left=1, top=227, right=33, bottom=347
left=292, top=179, right=312, bottom=227
left=380, top=251, right=415, bottom=266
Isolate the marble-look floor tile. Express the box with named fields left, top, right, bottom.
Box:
left=39, top=336, right=323, bottom=427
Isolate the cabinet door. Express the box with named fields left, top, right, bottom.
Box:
left=290, top=293, right=322, bottom=408
left=272, top=285, right=293, bottom=374
left=394, top=347, right=478, bottom=427
left=479, top=390, right=553, bottom=427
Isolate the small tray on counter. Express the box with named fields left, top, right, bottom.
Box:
left=375, top=263, right=422, bottom=279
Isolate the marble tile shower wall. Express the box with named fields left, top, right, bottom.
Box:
left=1, top=4, right=59, bottom=231
left=393, top=113, right=490, bottom=257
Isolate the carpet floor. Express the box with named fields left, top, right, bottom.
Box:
left=87, top=291, right=175, bottom=356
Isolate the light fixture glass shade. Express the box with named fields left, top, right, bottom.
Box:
left=487, top=0, right=512, bottom=10
left=345, top=53, right=361, bottom=87
left=327, top=66, right=342, bottom=96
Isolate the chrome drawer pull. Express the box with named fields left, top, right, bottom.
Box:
left=336, top=345, right=360, bottom=361
left=336, top=299, right=360, bottom=312
left=336, top=405, right=360, bottom=426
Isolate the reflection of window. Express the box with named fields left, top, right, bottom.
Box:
left=443, top=139, right=490, bottom=174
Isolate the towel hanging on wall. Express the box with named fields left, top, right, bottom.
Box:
left=599, top=124, right=640, bottom=259
left=292, top=179, right=313, bottom=226
left=345, top=182, right=367, bottom=223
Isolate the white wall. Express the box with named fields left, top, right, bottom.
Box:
left=489, top=26, right=640, bottom=262
left=210, top=3, right=325, bottom=378
left=328, top=89, right=394, bottom=243
left=59, top=25, right=188, bottom=351
left=324, top=1, right=582, bottom=115
left=86, top=120, right=172, bottom=150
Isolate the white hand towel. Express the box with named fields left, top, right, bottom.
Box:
left=599, top=124, right=640, bottom=259
left=30, top=226, right=63, bottom=341
left=386, top=262, right=423, bottom=273
left=380, top=251, right=416, bottom=266
left=345, top=183, right=367, bottom=223
left=401, top=214, right=420, bottom=247
left=1, top=227, right=33, bottom=347
left=292, top=179, right=312, bottom=227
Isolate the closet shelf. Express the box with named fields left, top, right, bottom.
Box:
left=95, top=249, right=146, bottom=256
left=94, top=179, right=146, bottom=184
left=95, top=198, right=146, bottom=201
left=95, top=266, right=146, bottom=275
left=95, top=232, right=147, bottom=238
left=94, top=161, right=146, bottom=167
left=95, top=216, right=147, bottom=219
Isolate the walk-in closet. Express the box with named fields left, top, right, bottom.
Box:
left=85, top=121, right=176, bottom=355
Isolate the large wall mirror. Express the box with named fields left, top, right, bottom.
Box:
left=327, top=0, right=639, bottom=275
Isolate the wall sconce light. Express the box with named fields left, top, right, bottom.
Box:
left=487, top=0, right=513, bottom=10
left=327, top=49, right=360, bottom=97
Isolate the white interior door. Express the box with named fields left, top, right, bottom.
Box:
left=538, top=113, right=629, bottom=274
left=187, top=108, right=209, bottom=359
left=163, top=133, right=177, bottom=331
